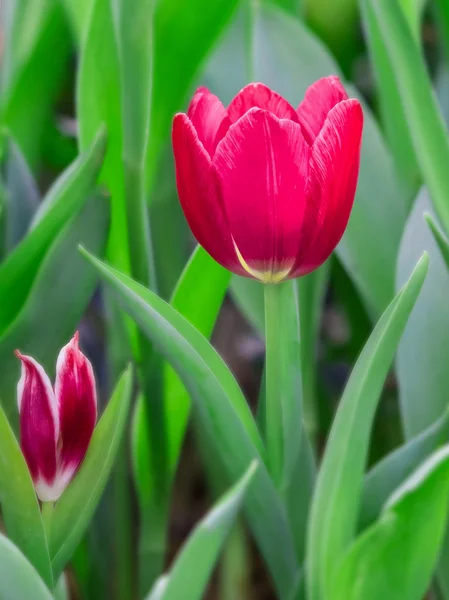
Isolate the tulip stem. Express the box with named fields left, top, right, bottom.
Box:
left=264, top=283, right=286, bottom=486
left=264, top=280, right=303, bottom=490
left=41, top=502, right=54, bottom=540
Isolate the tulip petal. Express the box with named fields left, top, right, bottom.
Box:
left=297, top=76, right=348, bottom=144
left=16, top=352, right=59, bottom=501
left=227, top=83, right=299, bottom=124
left=172, top=113, right=243, bottom=273
left=214, top=108, right=309, bottom=281
left=292, top=99, right=363, bottom=276
left=54, top=332, right=97, bottom=494
left=187, top=87, right=230, bottom=155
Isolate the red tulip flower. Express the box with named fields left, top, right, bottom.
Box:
left=16, top=332, right=97, bottom=502
left=172, top=76, right=363, bottom=283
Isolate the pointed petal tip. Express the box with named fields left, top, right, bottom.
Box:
left=69, top=330, right=80, bottom=350
left=227, top=83, right=299, bottom=124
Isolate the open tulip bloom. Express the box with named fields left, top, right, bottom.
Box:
left=16, top=332, right=97, bottom=503
left=172, top=76, right=363, bottom=284
left=173, top=77, right=364, bottom=482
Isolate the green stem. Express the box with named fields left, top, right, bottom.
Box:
left=41, top=501, right=54, bottom=540
left=114, top=439, right=135, bottom=600
left=123, top=159, right=156, bottom=290
left=264, top=282, right=285, bottom=486
left=138, top=500, right=168, bottom=597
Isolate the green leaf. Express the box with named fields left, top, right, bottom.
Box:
left=0, top=129, right=106, bottom=337
left=425, top=212, right=449, bottom=269
left=81, top=249, right=300, bottom=598
left=133, top=245, right=230, bottom=592
left=0, top=404, right=52, bottom=588
left=132, top=246, right=230, bottom=589
left=306, top=253, right=428, bottom=600
left=360, top=408, right=449, bottom=529
left=50, top=366, right=133, bottom=578
left=61, top=0, right=93, bottom=43
left=397, top=191, right=449, bottom=597
left=147, top=0, right=241, bottom=179
left=0, top=189, right=110, bottom=425
left=396, top=190, right=449, bottom=437
left=146, top=462, right=257, bottom=600
left=303, top=0, right=359, bottom=73
left=209, top=3, right=407, bottom=318
left=1, top=2, right=71, bottom=168
left=2, top=135, right=40, bottom=250
left=110, top=0, right=153, bottom=288
left=0, top=533, right=53, bottom=600
left=360, top=0, right=419, bottom=190
left=77, top=0, right=129, bottom=272
left=165, top=246, right=231, bottom=472
left=363, top=0, right=449, bottom=237
left=332, top=445, right=449, bottom=600
left=397, top=0, right=427, bottom=38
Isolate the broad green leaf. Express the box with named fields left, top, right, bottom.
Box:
left=397, top=191, right=449, bottom=597
left=360, top=408, right=449, bottom=529
left=77, top=0, right=129, bottom=272
left=0, top=405, right=52, bottom=588
left=360, top=0, right=419, bottom=191
left=1, top=2, right=71, bottom=168
left=332, top=445, right=449, bottom=600
left=208, top=3, right=407, bottom=318
left=286, top=432, right=316, bottom=564
left=81, top=250, right=300, bottom=598
left=0, top=190, right=110, bottom=425
left=165, top=246, right=231, bottom=471
left=306, top=253, right=428, bottom=600
left=61, top=0, right=93, bottom=42
left=2, top=135, right=40, bottom=250
left=146, top=462, right=257, bottom=600
left=397, top=0, right=427, bottom=38
left=0, top=129, right=106, bottom=338
left=304, top=0, right=358, bottom=73
left=0, top=533, right=53, bottom=600
left=396, top=190, right=449, bottom=437
left=133, top=245, right=230, bottom=592
left=364, top=0, right=449, bottom=237
left=147, top=0, right=241, bottom=179
left=50, top=367, right=133, bottom=578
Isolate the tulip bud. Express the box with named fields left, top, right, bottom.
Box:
left=172, top=77, right=363, bottom=283
left=16, top=332, right=97, bottom=502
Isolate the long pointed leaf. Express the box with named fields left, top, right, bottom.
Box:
left=81, top=249, right=299, bottom=598
left=0, top=533, right=53, bottom=600
left=147, top=462, right=257, bottom=600
left=0, top=405, right=52, bottom=588
left=307, top=253, right=428, bottom=600
left=332, top=445, right=449, bottom=600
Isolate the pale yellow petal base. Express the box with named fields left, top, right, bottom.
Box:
left=233, top=240, right=293, bottom=284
